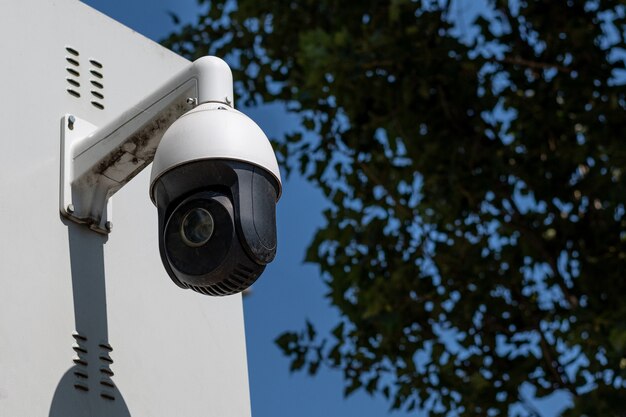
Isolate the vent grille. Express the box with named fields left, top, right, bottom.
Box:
left=64, top=46, right=105, bottom=110
left=65, top=46, right=81, bottom=98
left=89, top=59, right=105, bottom=110
left=188, top=263, right=264, bottom=296
left=70, top=332, right=116, bottom=400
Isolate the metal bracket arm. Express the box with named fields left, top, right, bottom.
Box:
left=59, top=56, right=234, bottom=234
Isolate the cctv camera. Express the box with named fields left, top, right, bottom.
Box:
left=149, top=102, right=282, bottom=296
left=60, top=56, right=281, bottom=296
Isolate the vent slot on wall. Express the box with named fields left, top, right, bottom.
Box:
left=89, top=58, right=105, bottom=110
left=65, top=46, right=81, bottom=98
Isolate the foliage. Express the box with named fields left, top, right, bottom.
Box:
left=164, top=1, right=626, bottom=415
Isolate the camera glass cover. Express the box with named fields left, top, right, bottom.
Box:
left=164, top=192, right=233, bottom=276
left=180, top=207, right=214, bottom=247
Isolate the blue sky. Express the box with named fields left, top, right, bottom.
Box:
left=81, top=1, right=573, bottom=416
left=81, top=0, right=416, bottom=416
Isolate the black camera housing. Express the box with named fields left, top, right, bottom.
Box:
left=151, top=159, right=279, bottom=296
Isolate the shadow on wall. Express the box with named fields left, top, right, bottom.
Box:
left=49, top=222, right=130, bottom=417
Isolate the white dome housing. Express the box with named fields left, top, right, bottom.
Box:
left=150, top=102, right=282, bottom=202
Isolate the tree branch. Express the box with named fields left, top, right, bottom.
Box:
left=517, top=392, right=542, bottom=417
left=537, top=327, right=578, bottom=395
left=493, top=56, right=572, bottom=74
left=507, top=197, right=580, bottom=309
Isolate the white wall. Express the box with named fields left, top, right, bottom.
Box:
left=0, top=1, right=251, bottom=416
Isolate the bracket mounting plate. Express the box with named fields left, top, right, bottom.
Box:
left=60, top=114, right=112, bottom=234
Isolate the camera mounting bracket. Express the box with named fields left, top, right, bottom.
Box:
left=59, top=56, right=234, bottom=234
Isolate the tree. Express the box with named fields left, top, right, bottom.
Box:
left=164, top=1, right=626, bottom=415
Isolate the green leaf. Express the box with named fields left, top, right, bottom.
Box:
left=274, top=332, right=298, bottom=352
left=306, top=320, right=317, bottom=341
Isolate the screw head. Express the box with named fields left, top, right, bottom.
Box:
left=105, top=221, right=113, bottom=232
left=66, top=204, right=75, bottom=214
left=68, top=115, right=76, bottom=130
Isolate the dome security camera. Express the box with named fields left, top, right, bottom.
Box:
left=150, top=103, right=282, bottom=296
left=60, top=56, right=282, bottom=296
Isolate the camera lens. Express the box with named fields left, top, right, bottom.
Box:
left=180, top=208, right=214, bottom=247
left=164, top=192, right=233, bottom=277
